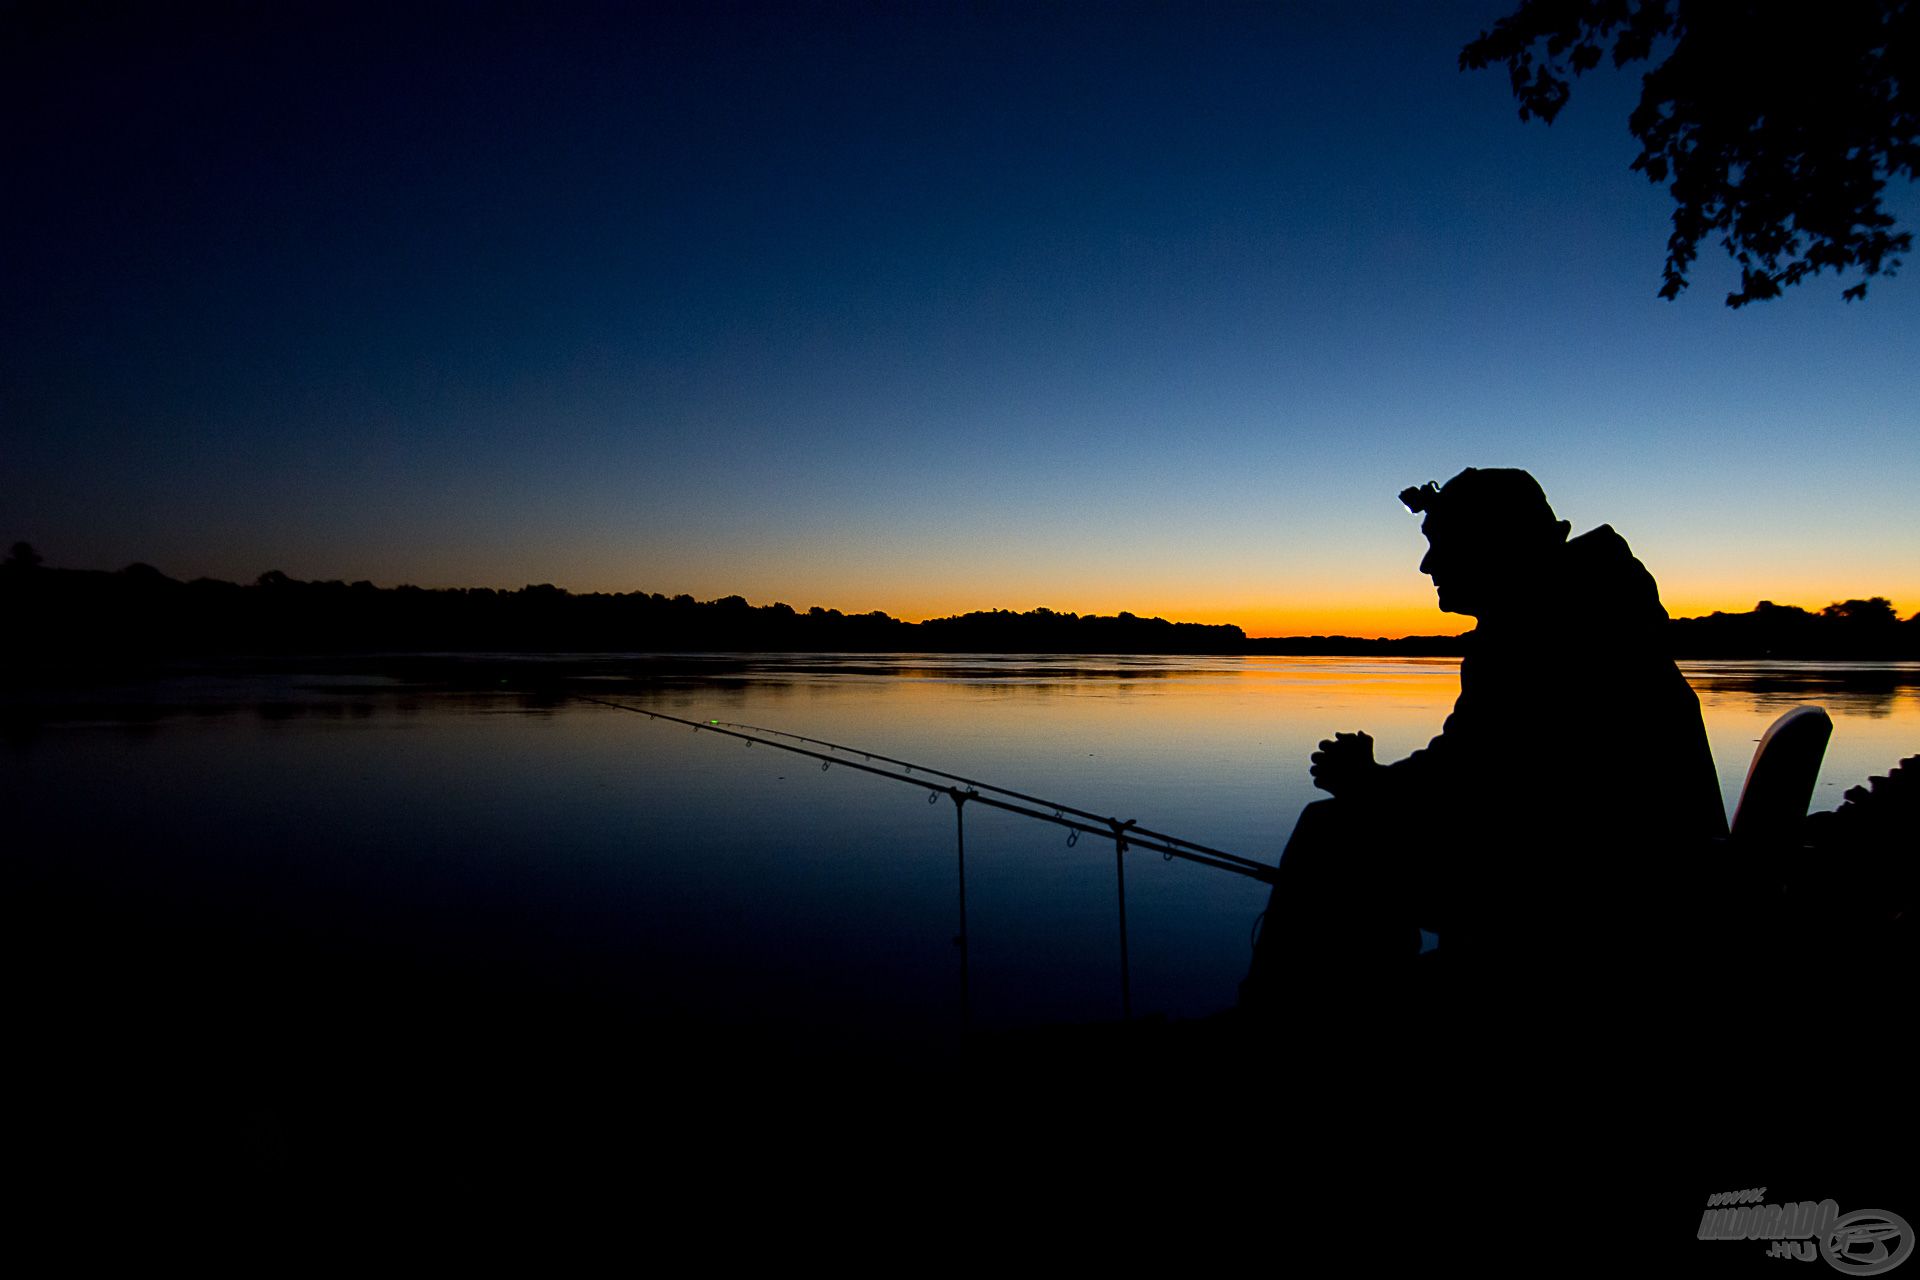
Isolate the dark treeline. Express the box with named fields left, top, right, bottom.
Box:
left=1238, top=598, right=1920, bottom=658
left=1667, top=597, right=1919, bottom=659
left=0, top=550, right=1243, bottom=658
left=3, top=546, right=1915, bottom=661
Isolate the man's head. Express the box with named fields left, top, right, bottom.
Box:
left=1399, top=468, right=1571, bottom=618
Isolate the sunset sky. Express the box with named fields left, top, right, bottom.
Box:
left=6, top=2, right=1916, bottom=637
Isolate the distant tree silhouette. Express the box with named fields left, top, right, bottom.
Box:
left=1462, top=1, right=1917, bottom=305
left=1821, top=596, right=1899, bottom=624
left=4, top=541, right=43, bottom=570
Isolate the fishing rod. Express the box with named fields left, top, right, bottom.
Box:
left=701, top=717, right=1270, bottom=876
left=575, top=695, right=1275, bottom=884
left=578, top=691, right=1277, bottom=1022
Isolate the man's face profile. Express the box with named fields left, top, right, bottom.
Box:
left=1419, top=515, right=1484, bottom=617
left=1406, top=468, right=1568, bottom=620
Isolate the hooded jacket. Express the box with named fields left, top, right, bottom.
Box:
left=1379, top=525, right=1727, bottom=967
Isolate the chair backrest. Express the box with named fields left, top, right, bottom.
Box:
left=1729, top=705, right=1833, bottom=846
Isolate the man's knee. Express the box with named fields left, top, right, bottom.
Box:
left=1276, top=797, right=1375, bottom=882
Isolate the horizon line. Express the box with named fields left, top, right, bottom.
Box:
left=11, top=550, right=1912, bottom=643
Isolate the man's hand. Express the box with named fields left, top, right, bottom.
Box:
left=1309, top=730, right=1380, bottom=797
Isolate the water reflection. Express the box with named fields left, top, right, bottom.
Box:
left=1682, top=660, right=1920, bottom=719
left=7, top=653, right=1914, bottom=1044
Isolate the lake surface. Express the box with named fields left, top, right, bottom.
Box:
left=9, top=654, right=1916, bottom=1067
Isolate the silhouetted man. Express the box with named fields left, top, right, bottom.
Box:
left=1240, top=468, right=1726, bottom=1021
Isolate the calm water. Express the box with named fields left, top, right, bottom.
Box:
left=8, top=654, right=1916, bottom=1056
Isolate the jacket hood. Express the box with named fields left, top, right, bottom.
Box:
left=1562, top=524, right=1669, bottom=628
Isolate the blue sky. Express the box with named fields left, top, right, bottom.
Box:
left=5, top=1, right=1915, bottom=634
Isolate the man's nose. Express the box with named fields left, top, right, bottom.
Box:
left=1419, top=550, right=1434, bottom=575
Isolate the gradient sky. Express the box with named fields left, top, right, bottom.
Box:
left=5, top=1, right=1916, bottom=636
